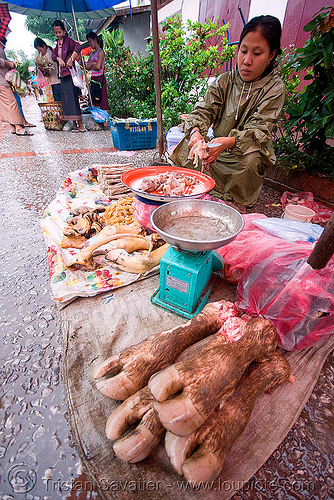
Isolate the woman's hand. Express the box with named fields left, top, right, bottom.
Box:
left=6, top=60, right=15, bottom=69
left=188, top=129, right=205, bottom=150
left=205, top=137, right=236, bottom=164
left=67, top=52, right=78, bottom=69
left=58, top=57, right=65, bottom=68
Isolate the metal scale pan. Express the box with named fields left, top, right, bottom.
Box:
left=150, top=199, right=245, bottom=318
left=150, top=199, right=245, bottom=252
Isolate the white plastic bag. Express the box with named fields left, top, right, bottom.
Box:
left=252, top=218, right=324, bottom=243
left=69, top=61, right=85, bottom=90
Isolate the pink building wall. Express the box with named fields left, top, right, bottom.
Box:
left=196, top=0, right=327, bottom=50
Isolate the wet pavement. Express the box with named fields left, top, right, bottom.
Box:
left=0, top=96, right=333, bottom=500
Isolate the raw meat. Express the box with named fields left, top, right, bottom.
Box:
left=138, top=172, right=198, bottom=196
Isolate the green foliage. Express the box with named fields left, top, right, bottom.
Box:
left=273, top=128, right=334, bottom=177
left=16, top=60, right=31, bottom=82
left=274, top=6, right=334, bottom=177
left=25, top=16, right=86, bottom=42
left=104, top=29, right=155, bottom=119
left=157, top=15, right=235, bottom=129
left=26, top=16, right=55, bottom=40
left=104, top=17, right=234, bottom=132
left=4, top=49, right=34, bottom=80
left=103, top=29, right=129, bottom=60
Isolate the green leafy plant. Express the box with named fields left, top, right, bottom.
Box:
left=273, top=129, right=334, bottom=176
left=104, top=30, right=155, bottom=119
left=156, top=15, right=235, bottom=129
left=104, top=17, right=234, bottom=131
left=103, top=29, right=130, bottom=61
left=274, top=6, right=334, bottom=177
left=16, top=60, right=31, bottom=82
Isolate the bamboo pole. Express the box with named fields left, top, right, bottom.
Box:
left=71, top=2, right=93, bottom=106
left=151, top=0, right=164, bottom=160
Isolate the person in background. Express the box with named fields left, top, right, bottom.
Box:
left=85, top=31, right=109, bottom=113
left=51, top=19, right=85, bottom=132
left=170, top=15, right=285, bottom=213
left=13, top=91, right=36, bottom=127
left=34, top=37, right=61, bottom=102
left=0, top=35, right=33, bottom=136
left=29, top=70, right=42, bottom=99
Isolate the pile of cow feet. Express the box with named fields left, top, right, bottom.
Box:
left=93, top=300, right=294, bottom=483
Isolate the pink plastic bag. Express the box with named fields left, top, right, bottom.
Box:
left=216, top=214, right=303, bottom=283
left=237, top=247, right=334, bottom=350
left=281, top=191, right=333, bottom=224
left=36, top=67, right=48, bottom=88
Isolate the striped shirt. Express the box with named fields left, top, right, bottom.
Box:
left=89, top=48, right=105, bottom=77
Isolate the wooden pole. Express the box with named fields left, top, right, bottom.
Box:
left=307, top=212, right=334, bottom=269
left=151, top=0, right=164, bottom=160
left=71, top=3, right=93, bottom=106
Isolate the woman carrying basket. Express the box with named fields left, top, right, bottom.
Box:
left=34, top=38, right=61, bottom=102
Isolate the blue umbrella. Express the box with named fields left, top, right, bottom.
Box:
left=6, top=1, right=123, bottom=19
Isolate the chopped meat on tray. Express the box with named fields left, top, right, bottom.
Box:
left=138, top=172, right=198, bottom=196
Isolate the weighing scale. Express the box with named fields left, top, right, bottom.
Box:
left=150, top=199, right=244, bottom=319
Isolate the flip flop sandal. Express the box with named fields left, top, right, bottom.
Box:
left=79, top=129, right=86, bottom=133
left=16, top=131, right=34, bottom=136
left=71, top=129, right=80, bottom=133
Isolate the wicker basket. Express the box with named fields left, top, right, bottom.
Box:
left=38, top=101, right=67, bottom=131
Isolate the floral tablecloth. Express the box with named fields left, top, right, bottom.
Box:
left=41, top=167, right=154, bottom=304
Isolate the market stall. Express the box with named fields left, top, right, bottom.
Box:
left=41, top=163, right=334, bottom=498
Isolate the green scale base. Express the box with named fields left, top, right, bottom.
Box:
left=150, top=246, right=224, bottom=319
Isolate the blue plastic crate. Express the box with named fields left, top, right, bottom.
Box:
left=110, top=120, right=157, bottom=150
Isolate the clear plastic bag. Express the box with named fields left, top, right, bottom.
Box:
left=5, top=69, right=29, bottom=96
left=237, top=248, right=334, bottom=350
left=216, top=214, right=298, bottom=283
left=69, top=61, right=85, bottom=89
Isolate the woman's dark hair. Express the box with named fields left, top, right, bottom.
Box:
left=86, top=31, right=103, bottom=49
left=239, top=15, right=282, bottom=73
left=53, top=20, right=66, bottom=32
left=34, top=37, right=47, bottom=49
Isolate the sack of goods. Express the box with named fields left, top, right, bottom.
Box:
left=5, top=69, right=29, bottom=96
